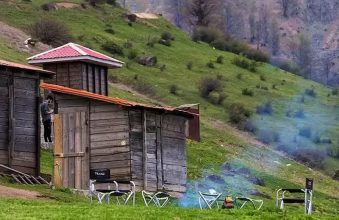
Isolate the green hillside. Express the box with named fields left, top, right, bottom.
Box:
left=0, top=1, right=338, bottom=219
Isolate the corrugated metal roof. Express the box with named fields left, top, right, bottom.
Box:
left=27, top=43, right=124, bottom=68
left=40, top=83, right=194, bottom=117
left=0, top=59, right=54, bottom=75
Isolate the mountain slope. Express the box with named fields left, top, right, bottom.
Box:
left=0, top=1, right=338, bottom=217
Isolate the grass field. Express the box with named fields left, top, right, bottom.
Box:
left=0, top=1, right=338, bottom=219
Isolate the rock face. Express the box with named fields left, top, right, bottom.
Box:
left=118, top=0, right=339, bottom=87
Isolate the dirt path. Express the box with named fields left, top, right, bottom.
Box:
left=0, top=185, right=42, bottom=200
left=0, top=21, right=51, bottom=55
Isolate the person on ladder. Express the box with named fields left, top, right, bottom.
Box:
left=40, top=96, right=54, bottom=146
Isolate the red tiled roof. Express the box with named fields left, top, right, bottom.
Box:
left=40, top=83, right=193, bottom=117
left=28, top=43, right=124, bottom=68
left=0, top=59, right=54, bottom=75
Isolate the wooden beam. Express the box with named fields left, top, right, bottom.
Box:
left=53, top=114, right=63, bottom=187
left=8, top=74, right=14, bottom=167
left=142, top=110, right=147, bottom=190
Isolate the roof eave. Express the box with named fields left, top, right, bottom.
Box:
left=28, top=56, right=124, bottom=68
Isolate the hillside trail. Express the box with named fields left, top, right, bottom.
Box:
left=0, top=21, right=51, bottom=55
left=0, top=185, right=43, bottom=200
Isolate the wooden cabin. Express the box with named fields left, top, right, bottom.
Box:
left=41, top=83, right=193, bottom=194
left=28, top=43, right=123, bottom=96
left=0, top=59, right=54, bottom=175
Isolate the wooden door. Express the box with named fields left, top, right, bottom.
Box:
left=53, top=112, right=89, bottom=189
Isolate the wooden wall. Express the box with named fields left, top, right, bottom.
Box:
left=43, top=62, right=108, bottom=96
left=0, top=67, right=41, bottom=175
left=0, top=73, right=9, bottom=167
left=161, top=115, right=187, bottom=193
left=89, top=101, right=130, bottom=181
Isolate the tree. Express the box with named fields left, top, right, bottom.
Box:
left=280, top=0, right=297, bottom=18
left=248, top=2, right=256, bottom=43
left=189, top=0, right=219, bottom=27
left=296, top=33, right=313, bottom=78
left=269, top=19, right=280, bottom=55
left=259, top=4, right=270, bottom=44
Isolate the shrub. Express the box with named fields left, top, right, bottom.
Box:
left=229, top=103, right=251, bottom=125
left=198, top=77, right=222, bottom=98
left=332, top=88, right=338, bottom=96
left=236, top=73, right=243, bottom=80
left=206, top=61, right=215, bottom=69
left=169, top=84, right=178, bottom=95
left=272, top=84, right=277, bottom=89
left=295, top=109, right=305, bottom=118
left=256, top=102, right=273, bottom=115
left=104, top=28, right=115, bottom=35
left=216, top=56, right=224, bottom=64
left=160, top=64, right=166, bottom=72
left=186, top=61, right=193, bottom=70
left=123, top=40, right=133, bottom=49
left=233, top=56, right=250, bottom=69
left=242, top=88, right=254, bottom=96
left=304, top=88, right=317, bottom=97
left=298, top=126, right=312, bottom=139
left=260, top=75, right=267, bottom=81
left=102, top=41, right=124, bottom=56
left=274, top=60, right=300, bottom=75
left=192, top=27, right=223, bottom=43
left=138, top=56, right=158, bottom=67
left=210, top=93, right=227, bottom=105
left=28, top=18, right=73, bottom=47
left=242, top=120, right=257, bottom=133
left=146, top=36, right=158, bottom=47
left=161, top=32, right=175, bottom=41
left=127, top=49, right=138, bottom=60
left=106, top=0, right=116, bottom=6
left=158, top=39, right=171, bottom=47
left=258, top=130, right=279, bottom=144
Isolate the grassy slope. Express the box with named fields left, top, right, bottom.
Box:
left=0, top=1, right=338, bottom=219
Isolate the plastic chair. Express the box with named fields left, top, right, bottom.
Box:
left=108, top=181, right=136, bottom=206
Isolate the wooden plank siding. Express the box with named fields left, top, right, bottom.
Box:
left=89, top=101, right=131, bottom=181
left=54, top=95, right=89, bottom=189
left=0, top=66, right=45, bottom=176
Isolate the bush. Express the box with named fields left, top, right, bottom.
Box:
left=260, top=75, right=267, bottom=81
left=123, top=40, right=133, bottom=49
left=28, top=18, right=73, bottom=47
left=160, top=64, right=166, bottom=72
left=295, top=109, right=305, bottom=118
left=229, top=103, right=251, bottom=125
left=242, top=120, right=257, bottom=133
left=138, top=56, right=158, bottom=67
left=209, top=93, right=227, bottom=105
left=198, top=77, right=222, bottom=98
left=304, top=88, right=317, bottom=97
left=332, top=89, right=338, bottom=96
left=258, top=130, right=279, bottom=144
left=158, top=39, right=171, bottom=47
left=146, top=36, right=158, bottom=47
left=127, top=49, right=138, bottom=60
left=236, top=73, right=243, bottom=80
left=186, top=61, right=193, bottom=70
left=273, top=59, right=300, bottom=75
left=192, top=27, right=223, bottom=43
left=104, top=28, right=115, bottom=35
left=169, top=84, right=178, bottom=95
left=216, top=56, right=224, bottom=64
left=232, top=56, right=258, bottom=72
left=102, top=41, right=124, bottom=56
left=206, top=61, right=215, bottom=69
left=299, top=126, right=312, bottom=139
left=242, top=88, right=254, bottom=96
left=161, top=32, right=175, bottom=41
left=256, top=102, right=273, bottom=115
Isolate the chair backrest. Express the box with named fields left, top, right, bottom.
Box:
left=90, top=169, right=110, bottom=181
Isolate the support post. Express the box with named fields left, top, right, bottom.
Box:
left=8, top=74, right=14, bottom=167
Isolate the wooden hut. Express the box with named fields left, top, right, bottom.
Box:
left=41, top=83, right=193, bottom=194
left=28, top=43, right=123, bottom=96
left=0, top=59, right=54, bottom=175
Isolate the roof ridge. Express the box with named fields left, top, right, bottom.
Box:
left=69, top=43, right=87, bottom=56
left=27, top=43, right=73, bottom=60
left=75, top=43, right=124, bottom=64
